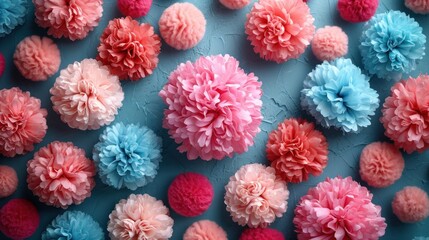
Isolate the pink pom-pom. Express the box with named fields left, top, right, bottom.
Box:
left=0, top=87, right=47, bottom=157
left=159, top=3, right=206, bottom=50
left=108, top=194, right=174, bottom=240
left=0, top=52, right=5, bottom=77
left=311, top=26, right=348, bottom=61
left=245, top=0, right=315, bottom=63
left=405, top=0, right=429, bottom=14
left=183, top=220, right=227, bottom=240
left=337, top=0, right=379, bottom=22
left=225, top=163, right=289, bottom=228
left=239, top=228, right=285, bottom=240
left=0, top=165, right=18, bottom=198
left=392, top=186, right=429, bottom=223
left=219, top=0, right=251, bottom=9
left=27, top=141, right=96, bottom=209
left=50, top=59, right=124, bottom=130
left=97, top=17, right=161, bottom=80
left=13, top=35, right=61, bottom=81
left=33, top=0, right=103, bottom=41
left=118, top=0, right=152, bottom=18
left=359, top=142, right=404, bottom=188
left=0, top=199, right=40, bottom=239
left=266, top=118, right=328, bottom=183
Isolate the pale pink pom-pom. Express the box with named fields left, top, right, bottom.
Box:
left=183, top=220, right=227, bottom=240
left=392, top=186, right=429, bottom=223
left=50, top=59, right=124, bottom=130
left=27, top=141, right=96, bottom=208
left=224, top=163, right=289, bottom=228
left=0, top=166, right=18, bottom=198
left=118, top=0, right=152, bottom=18
left=294, top=177, right=387, bottom=240
left=108, top=194, right=174, bottom=240
left=245, top=0, right=315, bottom=63
left=33, top=0, right=103, bottom=41
left=159, top=54, right=263, bottom=161
left=405, top=0, right=429, bottom=14
left=311, top=26, right=348, bottom=61
left=220, top=0, right=251, bottom=9
left=0, top=87, right=47, bottom=157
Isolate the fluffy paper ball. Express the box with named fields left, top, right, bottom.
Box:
left=97, top=16, right=161, bottom=81
left=301, top=58, right=379, bottom=133
left=359, top=142, right=404, bottom=188
left=266, top=118, right=328, bottom=183
left=27, top=141, right=96, bottom=209
left=0, top=0, right=27, bottom=37
left=224, top=163, right=289, bottom=228
left=360, top=11, right=426, bottom=81
left=33, top=0, right=103, bottom=41
left=108, top=194, right=174, bottom=240
left=392, top=186, right=429, bottom=223
left=0, top=87, right=48, bottom=157
left=294, top=177, right=387, bottom=240
left=405, top=0, right=429, bottom=14
left=337, top=0, right=378, bottom=22
left=183, top=220, right=227, bottom=240
left=168, top=172, right=214, bottom=217
left=0, top=165, right=18, bottom=198
left=0, top=53, right=5, bottom=77
left=118, top=0, right=152, bottom=18
left=159, top=54, right=262, bottom=160
left=0, top=199, right=40, bottom=239
left=311, top=26, right=348, bottom=61
left=50, top=58, right=124, bottom=130
left=13, top=35, right=61, bottom=81
left=245, top=0, right=315, bottom=63
left=220, top=0, right=250, bottom=9
left=239, top=228, right=285, bottom=240
left=93, top=123, right=162, bottom=190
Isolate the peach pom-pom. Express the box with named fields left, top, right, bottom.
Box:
left=13, top=35, right=60, bottom=81
left=405, top=0, right=429, bottom=14
left=239, top=228, right=285, bottom=240
left=159, top=3, right=206, bottom=50
left=27, top=141, right=96, bottom=209
left=0, top=166, right=18, bottom=198
left=359, top=142, right=404, bottom=188
left=220, top=0, right=251, bottom=9
left=0, top=199, right=40, bottom=239
left=311, top=26, right=348, bottom=61
left=183, top=220, right=227, bottom=240
left=97, top=16, right=161, bottom=80
left=337, top=0, right=379, bottom=22
left=0, top=87, right=47, bottom=157
left=392, top=186, right=429, bottom=223
left=0, top=53, right=5, bottom=77
left=118, top=0, right=152, bottom=18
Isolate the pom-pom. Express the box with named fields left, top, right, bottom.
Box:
left=337, top=0, right=378, bottom=22
left=245, top=0, right=315, bottom=63
left=392, top=186, right=429, bottom=223
left=42, top=211, right=104, bottom=240
left=311, top=26, right=348, bottom=61
left=93, top=123, right=162, bottom=190
left=0, top=53, right=5, bottom=77
left=0, top=0, right=27, bottom=37
left=360, top=11, right=426, bottom=81
left=33, top=0, right=103, bottom=41
left=220, top=0, right=250, bottom=9
left=405, top=0, right=429, bottom=14
left=50, top=59, right=124, bottom=130
left=359, top=142, right=404, bottom=188
left=13, top=35, right=61, bottom=81
left=108, top=194, right=174, bottom=240
left=224, top=163, right=289, bottom=228
left=97, top=16, right=161, bottom=81
left=159, top=54, right=262, bottom=160
left=0, top=199, right=39, bottom=239
left=293, top=177, right=387, bottom=240
left=0, top=165, right=18, bottom=198
left=183, top=220, right=227, bottom=240
left=266, top=118, right=328, bottom=183
left=118, top=0, right=152, bottom=18
left=0, top=87, right=47, bottom=157
left=239, top=228, right=285, bottom=240
left=168, top=172, right=214, bottom=217
left=27, top=141, right=96, bottom=209
left=301, top=58, right=379, bottom=133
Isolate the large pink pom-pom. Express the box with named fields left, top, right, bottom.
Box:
left=239, top=228, right=285, bottom=240
left=311, top=26, right=348, bottom=61
left=0, top=165, right=18, bottom=198
left=97, top=16, right=161, bottom=81
left=294, top=177, right=387, bottom=240
left=224, top=163, right=289, bottom=228
left=0, top=52, right=5, bottom=77
left=183, top=220, right=227, bottom=240
left=0, top=199, right=40, bottom=239
left=159, top=54, right=262, bottom=161
left=266, top=118, right=328, bottom=183
left=118, top=0, right=152, bottom=18
left=27, top=141, right=96, bottom=209
left=405, top=0, right=429, bottom=14
left=220, top=0, right=251, bottom=9
left=50, top=59, right=124, bottom=130
left=13, top=35, right=61, bottom=81
left=33, top=0, right=103, bottom=41
left=0, top=87, right=47, bottom=157
left=108, top=194, right=174, bottom=240
left=245, top=0, right=315, bottom=63
left=392, top=186, right=429, bottom=223
left=337, top=0, right=379, bottom=22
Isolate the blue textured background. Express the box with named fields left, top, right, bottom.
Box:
left=1, top=0, right=428, bottom=239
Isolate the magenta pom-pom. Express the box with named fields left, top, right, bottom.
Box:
left=337, top=0, right=379, bottom=22
left=0, top=199, right=40, bottom=239
left=0, top=165, right=18, bottom=198
left=392, top=186, right=429, bottom=223
left=405, top=0, right=429, bottom=14
left=118, top=0, right=152, bottom=18
left=0, top=52, right=5, bottom=77
left=311, top=26, right=348, bottom=61
left=239, top=228, right=285, bottom=240
left=183, top=220, right=227, bottom=240
left=219, top=0, right=251, bottom=9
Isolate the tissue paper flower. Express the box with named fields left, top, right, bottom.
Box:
left=301, top=58, right=379, bottom=133
left=183, top=220, right=227, bottom=240
left=118, top=0, right=152, bottom=18
left=239, top=228, right=285, bottom=240
left=392, top=186, right=429, bottom=223
left=337, top=0, right=378, bottom=22
left=311, top=26, right=348, bottom=61
left=0, top=0, right=27, bottom=37
left=405, top=0, right=429, bottom=14
left=0, top=165, right=18, bottom=198
left=220, top=0, right=250, bottom=9
left=0, top=199, right=40, bottom=240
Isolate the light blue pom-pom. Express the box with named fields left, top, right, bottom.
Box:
left=0, top=0, right=27, bottom=37
left=93, top=122, right=162, bottom=190
left=360, top=10, right=426, bottom=81
left=42, top=211, right=104, bottom=240
left=301, top=58, right=379, bottom=133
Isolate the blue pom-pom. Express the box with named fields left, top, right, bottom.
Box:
left=42, top=211, right=104, bottom=240
left=93, top=122, right=162, bottom=190
left=360, top=10, right=426, bottom=81
left=301, top=58, right=379, bottom=133
left=0, top=0, right=27, bottom=37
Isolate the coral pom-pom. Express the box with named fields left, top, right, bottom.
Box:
left=0, top=0, right=27, bottom=37
left=220, top=0, right=251, bottom=9
left=0, top=53, right=5, bottom=77
left=118, top=0, right=152, bottom=18
left=239, top=228, right=285, bottom=240
left=183, top=220, right=227, bottom=240
left=0, top=165, right=18, bottom=198
left=405, top=0, right=429, bottom=14
left=0, top=199, right=40, bottom=239
left=392, top=186, right=429, bottom=223
left=311, top=26, right=348, bottom=61
left=337, top=0, right=378, bottom=22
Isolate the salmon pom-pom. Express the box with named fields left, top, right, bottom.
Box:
left=392, top=186, right=429, bottom=223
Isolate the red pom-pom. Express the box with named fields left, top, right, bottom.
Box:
left=337, top=0, right=378, bottom=22
left=118, top=0, right=152, bottom=18
left=0, top=53, right=5, bottom=77
left=0, top=199, right=40, bottom=239
left=239, top=228, right=285, bottom=240
left=168, top=172, right=214, bottom=217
